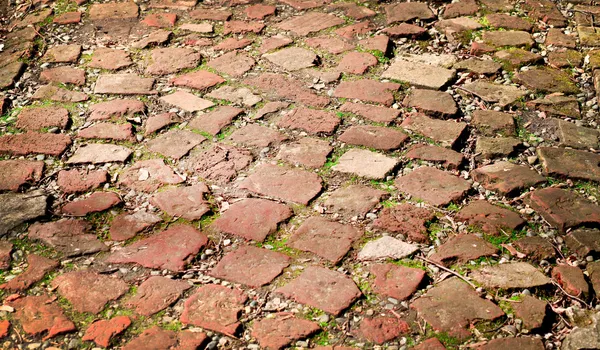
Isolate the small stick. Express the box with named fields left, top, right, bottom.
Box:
left=416, top=256, right=478, bottom=289
left=552, top=280, right=590, bottom=308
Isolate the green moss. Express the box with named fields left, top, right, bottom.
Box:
left=434, top=332, right=463, bottom=349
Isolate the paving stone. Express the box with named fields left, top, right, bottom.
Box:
left=106, top=225, right=208, bottom=271
left=142, top=12, right=176, bottom=27
left=340, top=125, right=408, bottom=151
left=413, top=338, right=446, bottom=350
left=411, top=278, right=504, bottom=339
left=67, top=143, right=132, bottom=164
left=16, top=8, right=52, bottom=27
left=32, top=85, right=88, bottom=102
left=405, top=144, right=465, bottom=170
left=131, top=29, right=171, bottom=49
left=483, top=30, right=533, bottom=47
left=588, top=261, right=600, bottom=295
left=479, top=337, right=545, bottom=350
left=358, top=316, right=410, bottom=344
left=459, top=81, right=527, bottom=107
left=371, top=263, right=426, bottom=300
left=333, top=149, right=398, bottom=180
left=430, top=234, right=497, bottom=265
left=213, top=38, right=253, bottom=51
left=565, top=228, right=600, bottom=257
left=150, top=184, right=211, bottom=220
left=82, top=316, right=131, bottom=348
left=513, top=295, right=548, bottom=330
left=0, top=132, right=71, bottom=156
left=481, top=0, right=514, bottom=11
left=206, top=86, right=262, bottom=107
left=211, top=198, right=292, bottom=241
left=305, top=35, right=354, bottom=54
left=223, top=20, right=264, bottom=34
left=189, top=106, right=243, bottom=136
left=42, top=44, right=81, bottom=62
left=337, top=52, right=378, bottom=74
left=61, top=192, right=121, bottom=216
left=228, top=124, right=288, bottom=148
left=374, top=203, right=435, bottom=242
left=0, top=62, right=25, bottom=89
left=147, top=129, right=206, bottom=159
left=553, top=265, right=589, bottom=297
left=52, top=271, right=128, bottom=313
left=334, top=79, right=400, bottom=106
left=549, top=50, right=583, bottom=68
left=357, top=236, right=419, bottom=260
left=546, top=28, right=577, bottom=48
left=94, top=74, right=156, bottom=94
left=180, top=284, right=247, bottom=334
left=339, top=102, right=400, bottom=124
left=324, top=184, right=386, bottom=217
left=288, top=216, right=362, bottom=263
left=562, top=312, right=600, bottom=350
left=487, top=13, right=533, bottom=31
left=384, top=23, right=427, bottom=37
left=122, top=326, right=176, bottom=350
left=244, top=73, right=330, bottom=108
left=1, top=254, right=58, bottom=291
left=159, top=91, right=214, bottom=112
left=526, top=188, right=600, bottom=233
left=494, top=48, right=542, bottom=69
left=359, top=34, right=390, bottom=52
left=0, top=160, right=44, bottom=191
left=279, top=0, right=331, bottom=10
left=170, top=70, right=224, bottom=91
left=144, top=112, right=180, bottom=135
left=514, top=67, right=579, bottom=94
left=189, top=7, right=231, bottom=20
left=29, top=219, right=108, bottom=256
left=259, top=35, right=293, bottom=53
left=400, top=113, right=467, bottom=148
left=456, top=200, right=525, bottom=235
left=89, top=48, right=133, bottom=70
left=0, top=191, right=47, bottom=236
left=119, top=159, right=183, bottom=192
left=109, top=210, right=161, bottom=242
left=327, top=2, right=375, bottom=19
left=276, top=12, right=345, bottom=36
left=275, top=137, right=331, bottom=168
left=437, top=17, right=482, bottom=40
left=0, top=320, right=8, bottom=339
left=206, top=51, right=255, bottom=78
left=524, top=0, right=566, bottom=26
left=0, top=242, right=12, bottom=269
left=335, top=21, right=372, bottom=39
left=472, top=262, right=551, bottom=289
left=403, top=89, right=458, bottom=117
left=187, top=143, right=252, bottom=183
left=9, top=295, right=76, bottom=340
left=126, top=276, right=191, bottom=316
left=253, top=101, right=290, bottom=120
left=145, top=47, right=201, bottom=75
left=471, top=110, right=516, bottom=136
left=276, top=266, right=361, bottom=315
left=395, top=167, right=470, bottom=207
left=531, top=93, right=580, bottom=117
left=240, top=164, right=322, bottom=205
left=252, top=314, right=320, bottom=350
left=264, top=47, right=317, bottom=71
left=385, top=2, right=435, bottom=24
left=89, top=99, right=145, bottom=121
left=89, top=2, right=139, bottom=20
left=245, top=4, right=276, bottom=19
left=514, top=236, right=557, bottom=260
left=537, top=147, right=600, bottom=182
left=471, top=161, right=545, bottom=196
left=453, top=58, right=501, bottom=75
left=443, top=0, right=478, bottom=18
left=78, top=122, right=134, bottom=141
left=40, top=66, right=85, bottom=86
left=383, top=59, right=455, bottom=90
left=211, top=245, right=290, bottom=287
left=277, top=107, right=339, bottom=135
left=475, top=136, right=521, bottom=159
